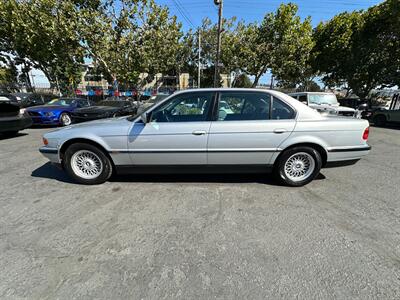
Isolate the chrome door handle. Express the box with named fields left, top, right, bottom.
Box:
left=192, top=130, right=207, bottom=136
left=273, top=128, right=287, bottom=134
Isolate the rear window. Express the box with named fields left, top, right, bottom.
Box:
left=272, top=98, right=295, bottom=120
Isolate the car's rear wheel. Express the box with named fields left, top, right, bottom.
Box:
left=60, top=112, right=72, bottom=126
left=373, top=114, right=386, bottom=127
left=275, top=146, right=322, bottom=187
left=64, top=143, right=113, bottom=184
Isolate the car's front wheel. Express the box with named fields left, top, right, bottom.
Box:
left=59, top=112, right=72, bottom=126
left=275, top=146, right=322, bottom=187
left=64, top=143, right=113, bottom=184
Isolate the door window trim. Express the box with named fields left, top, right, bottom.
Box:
left=147, top=91, right=217, bottom=123
left=213, top=91, right=297, bottom=121
left=213, top=91, right=273, bottom=121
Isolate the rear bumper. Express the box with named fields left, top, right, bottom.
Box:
left=326, top=145, right=371, bottom=165
left=0, top=116, right=32, bottom=133
left=39, top=147, right=60, bottom=163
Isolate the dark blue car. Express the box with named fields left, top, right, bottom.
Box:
left=26, top=98, right=94, bottom=126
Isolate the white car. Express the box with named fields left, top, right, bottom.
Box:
left=39, top=88, right=371, bottom=186
left=289, top=92, right=358, bottom=117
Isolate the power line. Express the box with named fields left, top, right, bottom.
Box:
left=171, top=0, right=196, bottom=28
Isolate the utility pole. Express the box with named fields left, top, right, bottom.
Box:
left=198, top=30, right=201, bottom=88
left=214, top=0, right=223, bottom=88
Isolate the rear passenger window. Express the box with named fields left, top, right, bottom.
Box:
left=218, top=92, right=271, bottom=121
left=272, top=98, right=295, bottom=120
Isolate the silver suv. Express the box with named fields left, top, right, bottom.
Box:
left=289, top=92, right=358, bottom=118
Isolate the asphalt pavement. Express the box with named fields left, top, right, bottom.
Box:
left=0, top=126, right=399, bottom=299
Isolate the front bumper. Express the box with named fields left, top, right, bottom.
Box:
left=29, top=115, right=60, bottom=125
left=0, top=116, right=32, bottom=133
left=39, top=147, right=60, bottom=163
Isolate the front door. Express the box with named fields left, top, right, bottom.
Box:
left=128, top=91, right=215, bottom=165
left=207, top=91, right=296, bottom=165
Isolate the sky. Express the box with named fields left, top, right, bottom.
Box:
left=33, top=0, right=383, bottom=87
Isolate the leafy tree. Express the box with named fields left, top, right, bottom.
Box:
left=313, top=0, right=400, bottom=99
left=232, top=73, right=252, bottom=88
left=267, top=4, right=315, bottom=90
left=231, top=3, right=315, bottom=88
left=78, top=0, right=182, bottom=88
left=0, top=0, right=84, bottom=92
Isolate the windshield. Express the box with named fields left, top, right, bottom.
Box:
left=148, top=95, right=168, bottom=104
left=308, top=94, right=338, bottom=105
left=99, top=100, right=127, bottom=107
left=46, top=99, right=75, bottom=106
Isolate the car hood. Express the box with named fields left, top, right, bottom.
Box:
left=73, top=106, right=119, bottom=114
left=44, top=116, right=133, bottom=138
left=27, top=105, right=72, bottom=112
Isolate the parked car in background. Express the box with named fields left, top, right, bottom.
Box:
left=0, top=97, right=32, bottom=137
left=0, top=93, right=19, bottom=105
left=372, top=94, right=400, bottom=126
left=71, top=99, right=138, bottom=123
left=40, top=88, right=370, bottom=186
left=139, top=93, right=170, bottom=111
left=12, top=92, right=56, bottom=108
left=26, top=98, right=95, bottom=126
left=338, top=97, right=370, bottom=119
left=289, top=92, right=358, bottom=118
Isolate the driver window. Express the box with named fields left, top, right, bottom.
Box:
left=151, top=92, right=213, bottom=122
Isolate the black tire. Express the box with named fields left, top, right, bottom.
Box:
left=2, top=131, right=18, bottom=138
left=64, top=143, right=113, bottom=184
left=59, top=112, right=72, bottom=126
left=274, top=146, right=322, bottom=187
left=373, top=114, right=386, bottom=127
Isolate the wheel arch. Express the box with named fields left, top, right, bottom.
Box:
left=274, top=142, right=328, bottom=168
left=373, top=112, right=387, bottom=119
left=59, top=138, right=115, bottom=167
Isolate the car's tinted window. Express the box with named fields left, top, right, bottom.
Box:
left=218, top=92, right=270, bottom=121
left=298, top=95, right=308, bottom=104
left=151, top=92, right=213, bottom=122
left=272, top=98, right=295, bottom=119
left=78, top=100, right=90, bottom=107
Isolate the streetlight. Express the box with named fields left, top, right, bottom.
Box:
left=214, top=0, right=223, bottom=88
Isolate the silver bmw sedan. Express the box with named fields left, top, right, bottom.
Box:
left=39, top=88, right=370, bottom=186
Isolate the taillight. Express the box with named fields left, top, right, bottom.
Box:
left=362, top=127, right=369, bottom=140
left=43, top=137, right=48, bottom=145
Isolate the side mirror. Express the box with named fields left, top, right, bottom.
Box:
left=140, top=112, right=149, bottom=124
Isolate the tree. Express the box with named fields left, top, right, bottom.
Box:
left=0, top=0, right=84, bottom=92
left=232, top=74, right=252, bottom=88
left=78, top=0, right=182, bottom=89
left=267, top=4, right=315, bottom=90
left=231, top=3, right=315, bottom=88
left=312, top=0, right=400, bottom=99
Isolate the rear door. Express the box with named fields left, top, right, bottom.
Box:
left=207, top=91, right=296, bottom=165
left=128, top=91, right=215, bottom=165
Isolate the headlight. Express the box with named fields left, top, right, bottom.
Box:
left=45, top=111, right=55, bottom=117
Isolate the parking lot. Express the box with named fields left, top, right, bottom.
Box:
left=0, top=126, right=399, bottom=299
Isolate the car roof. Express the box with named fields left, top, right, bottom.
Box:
left=288, top=92, right=334, bottom=95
